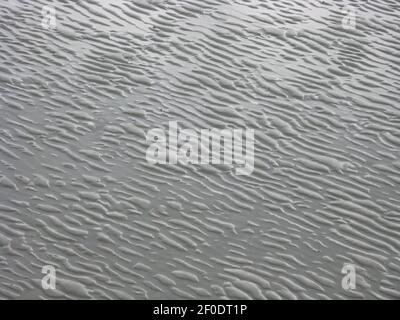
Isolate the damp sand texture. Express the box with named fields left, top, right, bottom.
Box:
left=0, top=0, right=400, bottom=300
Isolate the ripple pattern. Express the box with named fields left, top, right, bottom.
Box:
left=0, top=0, right=400, bottom=300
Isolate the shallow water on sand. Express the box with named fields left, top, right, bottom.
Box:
left=0, top=0, right=400, bottom=299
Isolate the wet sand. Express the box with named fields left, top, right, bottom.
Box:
left=0, top=0, right=400, bottom=299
